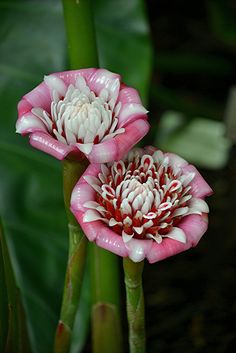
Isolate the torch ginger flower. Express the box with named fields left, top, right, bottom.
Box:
left=16, top=69, right=149, bottom=163
left=71, top=147, right=212, bottom=263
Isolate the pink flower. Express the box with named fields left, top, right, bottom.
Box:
left=71, top=147, right=213, bottom=263
left=16, top=69, right=149, bottom=163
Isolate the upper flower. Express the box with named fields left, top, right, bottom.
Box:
left=16, top=69, right=149, bottom=163
left=71, top=147, right=213, bottom=263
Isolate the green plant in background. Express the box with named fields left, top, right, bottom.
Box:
left=0, top=0, right=151, bottom=352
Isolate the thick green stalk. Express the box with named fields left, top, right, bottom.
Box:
left=90, top=245, right=122, bottom=353
left=62, top=0, right=98, bottom=69
left=123, top=258, right=146, bottom=353
left=60, top=1, right=122, bottom=353
left=54, top=159, right=88, bottom=353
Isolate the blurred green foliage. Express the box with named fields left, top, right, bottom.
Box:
left=0, top=0, right=152, bottom=352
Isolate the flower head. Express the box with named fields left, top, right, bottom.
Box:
left=71, top=147, right=212, bottom=263
left=16, top=69, right=149, bottom=163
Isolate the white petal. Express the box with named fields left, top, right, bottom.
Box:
left=83, top=210, right=107, bottom=223
left=152, top=150, right=164, bottom=164
left=123, top=216, right=132, bottom=226
left=44, top=75, right=67, bottom=97
left=99, top=88, right=109, bottom=102
left=83, top=175, right=101, bottom=186
left=165, top=227, right=186, bottom=243
left=146, top=233, right=163, bottom=244
left=121, top=199, right=132, bottom=215
left=189, top=198, right=209, bottom=213
left=143, top=212, right=157, bottom=220
left=180, top=172, right=195, bottom=186
left=133, top=226, right=143, bottom=235
left=53, top=129, right=67, bottom=144
left=126, top=242, right=147, bottom=263
left=75, top=75, right=89, bottom=93
left=109, top=218, right=122, bottom=227
left=76, top=142, right=94, bottom=154
left=83, top=201, right=106, bottom=213
left=122, top=231, right=134, bottom=243
left=172, top=207, right=189, bottom=217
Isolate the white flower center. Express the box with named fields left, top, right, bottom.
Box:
left=83, top=149, right=209, bottom=244
left=32, top=76, right=125, bottom=148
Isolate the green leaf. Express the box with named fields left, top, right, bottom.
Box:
left=155, top=53, right=233, bottom=76
left=0, top=218, right=32, bottom=353
left=155, top=111, right=232, bottom=169
left=0, top=1, right=152, bottom=353
left=207, top=0, right=236, bottom=47
left=0, top=221, right=8, bottom=353
left=95, top=0, right=152, bottom=104
left=152, top=85, right=223, bottom=121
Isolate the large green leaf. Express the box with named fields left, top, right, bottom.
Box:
left=0, top=1, right=152, bottom=353
left=95, top=0, right=152, bottom=104
left=0, top=218, right=32, bottom=353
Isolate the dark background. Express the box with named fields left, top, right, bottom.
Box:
left=144, top=1, right=236, bottom=352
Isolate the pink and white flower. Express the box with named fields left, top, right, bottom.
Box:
left=71, top=147, right=212, bottom=263
left=16, top=69, right=149, bottom=163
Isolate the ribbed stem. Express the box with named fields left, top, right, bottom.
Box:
left=90, top=245, right=122, bottom=353
left=123, top=258, right=146, bottom=353
left=54, top=159, right=88, bottom=353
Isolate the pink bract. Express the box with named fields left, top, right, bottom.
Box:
left=71, top=147, right=213, bottom=263
left=16, top=68, right=149, bottom=163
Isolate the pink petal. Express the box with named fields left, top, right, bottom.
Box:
left=71, top=183, right=96, bottom=213
left=166, top=152, right=189, bottom=168
left=118, top=103, right=148, bottom=128
left=23, top=81, right=51, bottom=112
left=73, top=211, right=100, bottom=242
left=17, top=99, right=33, bottom=117
left=115, top=119, right=150, bottom=161
left=86, top=69, right=121, bottom=101
left=16, top=112, right=47, bottom=135
left=88, top=138, right=118, bottom=163
left=54, top=68, right=97, bottom=86
left=74, top=210, right=129, bottom=257
left=118, top=86, right=142, bottom=105
left=147, top=214, right=208, bottom=263
left=70, top=164, right=102, bottom=212
left=29, top=131, right=77, bottom=160
left=95, top=226, right=129, bottom=257
left=179, top=213, right=208, bottom=245
left=88, top=119, right=150, bottom=163
left=182, top=165, right=213, bottom=198
left=143, top=146, right=157, bottom=155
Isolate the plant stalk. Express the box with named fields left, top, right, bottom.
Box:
left=62, top=0, right=98, bottom=69
left=123, top=258, right=146, bottom=353
left=54, top=159, right=88, bottom=353
left=58, top=1, right=123, bottom=352
left=90, top=244, right=122, bottom=353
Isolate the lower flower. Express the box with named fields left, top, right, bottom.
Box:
left=70, top=147, right=213, bottom=263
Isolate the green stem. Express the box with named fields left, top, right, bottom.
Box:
left=54, top=159, right=88, bottom=353
left=60, top=1, right=122, bottom=352
left=123, top=258, right=146, bottom=353
left=62, top=0, right=98, bottom=69
left=90, top=245, right=122, bottom=353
